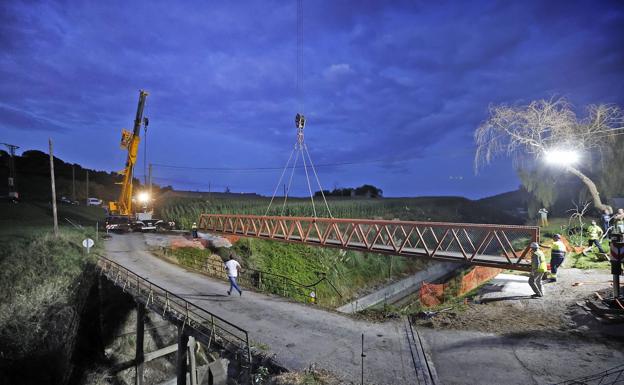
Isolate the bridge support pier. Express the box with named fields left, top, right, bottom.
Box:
left=177, top=326, right=189, bottom=385
left=135, top=303, right=145, bottom=385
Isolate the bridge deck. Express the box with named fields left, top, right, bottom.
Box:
left=199, top=215, right=539, bottom=271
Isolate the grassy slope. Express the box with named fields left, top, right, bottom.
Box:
left=0, top=202, right=105, bottom=360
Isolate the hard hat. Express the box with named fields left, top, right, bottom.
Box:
left=553, top=234, right=561, bottom=240
left=530, top=242, right=539, bottom=249
left=591, top=220, right=596, bottom=225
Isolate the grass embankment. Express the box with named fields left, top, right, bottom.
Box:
left=170, top=239, right=427, bottom=307
left=0, top=201, right=105, bottom=384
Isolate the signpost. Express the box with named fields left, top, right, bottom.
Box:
left=82, top=238, right=94, bottom=254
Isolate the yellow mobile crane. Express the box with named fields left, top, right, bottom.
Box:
left=106, top=90, right=172, bottom=232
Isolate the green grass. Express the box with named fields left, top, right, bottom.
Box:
left=167, top=239, right=426, bottom=307
left=0, top=201, right=105, bottom=357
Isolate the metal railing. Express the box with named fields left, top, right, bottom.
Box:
left=164, top=252, right=342, bottom=306
left=96, top=256, right=252, bottom=377
left=554, top=364, right=624, bottom=385
left=198, top=214, right=539, bottom=271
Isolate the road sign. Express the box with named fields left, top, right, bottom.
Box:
left=82, top=238, right=94, bottom=253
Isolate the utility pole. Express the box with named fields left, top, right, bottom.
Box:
left=1, top=143, right=20, bottom=200
left=72, top=164, right=76, bottom=202
left=85, top=170, right=89, bottom=204
left=49, top=139, right=59, bottom=237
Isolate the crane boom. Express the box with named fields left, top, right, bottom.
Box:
left=109, top=90, right=148, bottom=216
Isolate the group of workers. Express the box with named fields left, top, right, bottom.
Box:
left=529, top=208, right=624, bottom=298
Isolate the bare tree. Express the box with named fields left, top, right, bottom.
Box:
left=475, top=98, right=623, bottom=213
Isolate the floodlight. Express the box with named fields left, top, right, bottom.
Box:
left=137, top=192, right=150, bottom=203
left=543, top=149, right=580, bottom=167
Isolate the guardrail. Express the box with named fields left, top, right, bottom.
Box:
left=162, top=251, right=342, bottom=306
left=96, top=256, right=252, bottom=379
left=198, top=214, right=539, bottom=271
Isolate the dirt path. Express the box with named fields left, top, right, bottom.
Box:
left=103, top=233, right=420, bottom=385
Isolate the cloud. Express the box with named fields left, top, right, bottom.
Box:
left=0, top=0, right=622, bottom=197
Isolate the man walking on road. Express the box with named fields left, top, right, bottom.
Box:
left=225, top=255, right=243, bottom=296
left=587, top=220, right=606, bottom=254
left=529, top=242, right=547, bottom=297
left=549, top=234, right=567, bottom=282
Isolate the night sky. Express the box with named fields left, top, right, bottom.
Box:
left=1, top=1, right=623, bottom=198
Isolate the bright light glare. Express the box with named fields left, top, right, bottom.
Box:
left=543, top=149, right=580, bottom=166
left=137, top=192, right=150, bottom=203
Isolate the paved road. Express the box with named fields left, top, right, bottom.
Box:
left=104, top=233, right=421, bottom=385
left=104, top=233, right=624, bottom=385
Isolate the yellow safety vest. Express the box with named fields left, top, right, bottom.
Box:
left=587, top=225, right=602, bottom=240
left=533, top=249, right=547, bottom=273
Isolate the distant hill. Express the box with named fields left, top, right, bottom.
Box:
left=0, top=149, right=143, bottom=202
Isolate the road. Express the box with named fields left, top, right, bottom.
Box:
left=104, top=233, right=421, bottom=385
left=104, top=233, right=624, bottom=384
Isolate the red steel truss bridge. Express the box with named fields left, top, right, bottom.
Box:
left=198, top=214, right=539, bottom=271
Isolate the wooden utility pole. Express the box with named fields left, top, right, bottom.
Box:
left=85, top=170, right=89, bottom=204
left=72, top=164, right=76, bottom=202
left=49, top=138, right=59, bottom=237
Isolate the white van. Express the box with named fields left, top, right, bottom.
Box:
left=87, top=197, right=103, bottom=206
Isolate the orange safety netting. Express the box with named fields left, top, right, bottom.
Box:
left=458, top=266, right=502, bottom=296
left=419, top=266, right=503, bottom=307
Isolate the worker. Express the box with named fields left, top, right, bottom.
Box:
left=529, top=242, right=547, bottom=297
left=224, top=255, right=243, bottom=296
left=587, top=220, right=606, bottom=253
left=614, top=209, right=624, bottom=234
left=191, top=222, right=198, bottom=238
left=549, top=234, right=567, bottom=282
left=601, top=209, right=612, bottom=235
left=538, top=208, right=549, bottom=227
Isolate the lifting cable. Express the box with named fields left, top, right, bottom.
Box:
left=265, top=0, right=333, bottom=218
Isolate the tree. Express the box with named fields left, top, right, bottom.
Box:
left=474, top=98, right=623, bottom=213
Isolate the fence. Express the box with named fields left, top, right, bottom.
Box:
left=160, top=250, right=342, bottom=306
left=419, top=266, right=503, bottom=307
left=96, top=256, right=252, bottom=378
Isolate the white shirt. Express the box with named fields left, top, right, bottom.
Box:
left=224, top=259, right=241, bottom=277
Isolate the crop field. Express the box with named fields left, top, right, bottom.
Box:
left=158, top=195, right=519, bottom=230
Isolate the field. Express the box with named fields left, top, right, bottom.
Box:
left=158, top=195, right=520, bottom=230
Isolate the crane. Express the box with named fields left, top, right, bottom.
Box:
left=106, top=90, right=172, bottom=232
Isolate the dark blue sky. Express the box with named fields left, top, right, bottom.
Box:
left=1, top=1, right=622, bottom=198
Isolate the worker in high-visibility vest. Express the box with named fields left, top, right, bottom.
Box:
left=529, top=242, right=547, bottom=297
left=587, top=220, right=605, bottom=253
left=191, top=222, right=198, bottom=238
left=549, top=234, right=567, bottom=282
